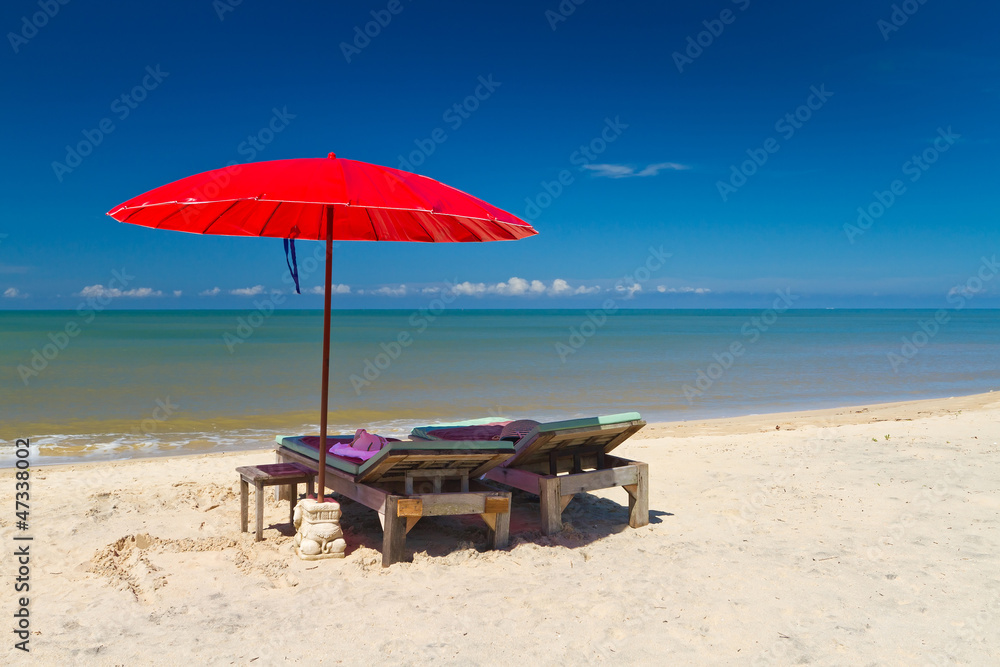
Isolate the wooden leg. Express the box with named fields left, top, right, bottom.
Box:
left=382, top=496, right=408, bottom=567
left=539, top=476, right=563, bottom=536
left=624, top=462, right=649, bottom=528
left=288, top=483, right=296, bottom=524
left=492, top=503, right=511, bottom=550
left=306, top=475, right=314, bottom=498
left=255, top=481, right=265, bottom=542
left=274, top=451, right=291, bottom=502
left=239, top=478, right=248, bottom=533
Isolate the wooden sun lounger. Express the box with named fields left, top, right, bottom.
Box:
left=274, top=437, right=514, bottom=566
left=415, top=414, right=648, bottom=535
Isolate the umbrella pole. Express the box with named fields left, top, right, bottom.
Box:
left=317, top=205, right=334, bottom=501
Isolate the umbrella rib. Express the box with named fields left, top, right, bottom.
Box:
left=459, top=217, right=486, bottom=243
left=152, top=204, right=189, bottom=230
left=489, top=219, right=521, bottom=241
left=409, top=213, right=437, bottom=242
left=257, top=201, right=283, bottom=237
left=118, top=206, right=145, bottom=223
left=201, top=201, right=242, bottom=234
left=372, top=165, right=434, bottom=217
left=365, top=208, right=380, bottom=242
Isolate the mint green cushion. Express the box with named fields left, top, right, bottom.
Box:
left=535, top=412, right=642, bottom=433
left=410, top=413, right=643, bottom=440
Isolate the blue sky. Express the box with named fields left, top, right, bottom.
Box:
left=1, top=0, right=998, bottom=309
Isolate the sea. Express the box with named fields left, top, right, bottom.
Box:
left=2, top=309, right=998, bottom=465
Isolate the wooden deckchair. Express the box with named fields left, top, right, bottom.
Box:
left=413, top=413, right=648, bottom=535
left=274, top=436, right=514, bottom=566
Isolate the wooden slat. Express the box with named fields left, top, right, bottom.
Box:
left=470, top=452, right=515, bottom=477
left=417, top=493, right=491, bottom=516
left=503, top=453, right=601, bottom=476
left=360, top=453, right=407, bottom=483
left=396, top=499, right=423, bottom=517
left=483, top=497, right=510, bottom=514
left=604, top=455, right=644, bottom=469
left=358, top=450, right=509, bottom=484
left=600, top=423, right=646, bottom=455
left=506, top=431, right=557, bottom=468
left=506, top=420, right=646, bottom=468
left=481, top=466, right=541, bottom=494
left=555, top=465, right=639, bottom=496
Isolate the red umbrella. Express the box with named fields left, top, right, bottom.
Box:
left=108, top=153, right=537, bottom=499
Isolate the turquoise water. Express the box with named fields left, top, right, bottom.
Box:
left=2, top=309, right=999, bottom=464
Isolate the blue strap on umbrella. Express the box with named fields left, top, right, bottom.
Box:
left=284, top=238, right=300, bottom=294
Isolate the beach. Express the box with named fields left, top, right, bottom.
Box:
left=3, top=391, right=998, bottom=664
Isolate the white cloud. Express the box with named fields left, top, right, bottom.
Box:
left=370, top=285, right=407, bottom=297
left=353, top=279, right=612, bottom=299
left=656, top=285, right=712, bottom=294
left=173, top=290, right=182, bottom=297
left=947, top=284, right=983, bottom=298
left=494, top=277, right=546, bottom=296
left=615, top=283, right=642, bottom=298
left=77, top=285, right=163, bottom=298
left=583, top=162, right=690, bottom=178
left=200, top=287, right=221, bottom=297
left=307, top=284, right=350, bottom=295
left=452, top=281, right=487, bottom=296
left=230, top=285, right=266, bottom=296
left=445, top=277, right=604, bottom=298
left=3, top=287, right=25, bottom=298
left=637, top=162, right=690, bottom=176
left=549, top=279, right=601, bottom=296
left=549, top=278, right=572, bottom=296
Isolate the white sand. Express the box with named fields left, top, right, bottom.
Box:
left=3, top=392, right=999, bottom=665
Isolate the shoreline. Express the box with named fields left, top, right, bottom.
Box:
left=642, top=389, right=999, bottom=437
left=14, top=389, right=998, bottom=470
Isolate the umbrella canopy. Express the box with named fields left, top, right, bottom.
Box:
left=108, top=153, right=537, bottom=501
left=108, top=153, right=536, bottom=242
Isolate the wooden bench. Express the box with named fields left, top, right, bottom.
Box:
left=237, top=463, right=316, bottom=541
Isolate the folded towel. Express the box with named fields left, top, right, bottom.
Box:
left=329, top=428, right=389, bottom=461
